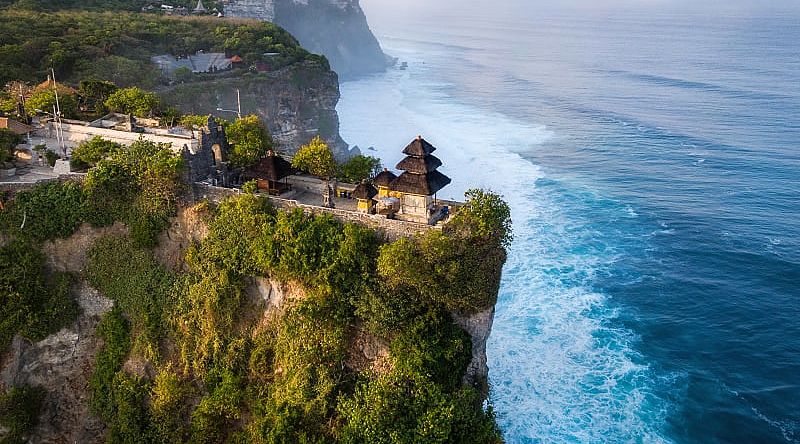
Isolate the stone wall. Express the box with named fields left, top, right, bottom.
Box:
left=38, top=122, right=199, bottom=153
left=191, top=182, right=438, bottom=240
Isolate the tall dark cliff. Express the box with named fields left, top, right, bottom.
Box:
left=158, top=61, right=350, bottom=158
left=225, top=0, right=389, bottom=79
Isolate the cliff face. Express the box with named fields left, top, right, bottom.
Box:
left=225, top=0, right=389, bottom=79
left=159, top=61, right=351, bottom=158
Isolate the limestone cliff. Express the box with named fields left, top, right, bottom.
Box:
left=159, top=61, right=351, bottom=158
left=225, top=0, right=389, bottom=79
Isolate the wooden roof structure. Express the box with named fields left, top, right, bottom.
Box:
left=373, top=169, right=397, bottom=188
left=392, top=136, right=451, bottom=195
left=352, top=181, right=378, bottom=200
left=0, top=117, right=33, bottom=135
left=243, top=151, right=293, bottom=182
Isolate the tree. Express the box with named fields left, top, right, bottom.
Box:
left=78, top=79, right=118, bottom=116
left=292, top=136, right=336, bottom=179
left=104, top=87, right=160, bottom=117
left=25, top=85, right=78, bottom=118
left=292, top=136, right=337, bottom=206
left=448, top=189, right=513, bottom=248
left=226, top=115, right=272, bottom=167
left=337, top=154, right=381, bottom=184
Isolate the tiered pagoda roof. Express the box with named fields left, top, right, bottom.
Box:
left=391, top=136, right=451, bottom=195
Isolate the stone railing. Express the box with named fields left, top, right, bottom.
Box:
left=191, top=182, right=438, bottom=240
left=0, top=174, right=86, bottom=194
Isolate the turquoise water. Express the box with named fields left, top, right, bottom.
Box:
left=337, top=5, right=800, bottom=443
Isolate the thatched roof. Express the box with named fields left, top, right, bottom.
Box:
left=243, top=152, right=293, bottom=181
left=402, top=136, right=436, bottom=156
left=391, top=170, right=451, bottom=196
left=395, top=154, right=442, bottom=174
left=373, top=169, right=398, bottom=188
left=352, top=182, right=378, bottom=200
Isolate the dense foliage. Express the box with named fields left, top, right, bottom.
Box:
left=292, top=135, right=337, bottom=179
left=336, top=154, right=381, bottom=184
left=0, top=9, right=324, bottom=87
left=226, top=115, right=272, bottom=168
left=0, top=180, right=84, bottom=243
left=0, top=385, right=46, bottom=444
left=82, top=139, right=184, bottom=246
left=0, top=239, right=77, bottom=352
left=104, top=87, right=161, bottom=117
left=0, top=128, right=23, bottom=164
left=24, top=83, right=79, bottom=119
left=0, top=153, right=508, bottom=442
left=70, top=136, right=122, bottom=170
left=0, top=0, right=223, bottom=12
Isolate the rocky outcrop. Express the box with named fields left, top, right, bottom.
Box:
left=159, top=61, right=351, bottom=158
left=453, top=307, right=496, bottom=396
left=0, top=223, right=127, bottom=443
left=225, top=0, right=389, bottom=79
left=0, top=281, right=112, bottom=444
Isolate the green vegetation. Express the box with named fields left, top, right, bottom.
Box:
left=82, top=139, right=184, bottom=246
left=337, top=154, right=381, bottom=184
left=0, top=9, right=325, bottom=88
left=226, top=114, right=272, bottom=168
left=0, top=141, right=509, bottom=442
left=0, top=385, right=46, bottom=444
left=104, top=87, right=161, bottom=117
left=24, top=83, right=79, bottom=119
left=292, top=135, right=336, bottom=179
left=86, top=236, right=174, bottom=359
left=78, top=79, right=119, bottom=116
left=0, top=239, right=78, bottom=352
left=0, top=128, right=23, bottom=165
left=0, top=180, right=84, bottom=243
left=70, top=137, right=122, bottom=170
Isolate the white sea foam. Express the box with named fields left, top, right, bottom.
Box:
left=338, top=51, right=671, bottom=443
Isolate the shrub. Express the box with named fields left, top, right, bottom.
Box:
left=0, top=128, right=23, bottom=164
left=81, top=139, right=184, bottom=246
left=149, top=368, right=191, bottom=444
left=25, top=84, right=78, bottom=118
left=389, top=311, right=472, bottom=391
left=0, top=385, right=46, bottom=443
left=70, top=136, right=121, bottom=169
left=242, top=179, right=258, bottom=194
left=447, top=189, right=512, bottom=248
left=0, top=180, right=83, bottom=242
left=44, top=150, right=59, bottom=167
left=86, top=235, right=174, bottom=359
left=337, top=371, right=501, bottom=444
left=0, top=240, right=78, bottom=352
left=336, top=155, right=381, bottom=184
left=89, top=308, right=131, bottom=420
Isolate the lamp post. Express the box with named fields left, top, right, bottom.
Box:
left=216, top=89, right=241, bottom=119
left=34, top=108, right=67, bottom=160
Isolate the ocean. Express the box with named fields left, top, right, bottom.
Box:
left=336, top=3, right=800, bottom=443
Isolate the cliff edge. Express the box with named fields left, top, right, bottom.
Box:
left=226, top=0, right=390, bottom=79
